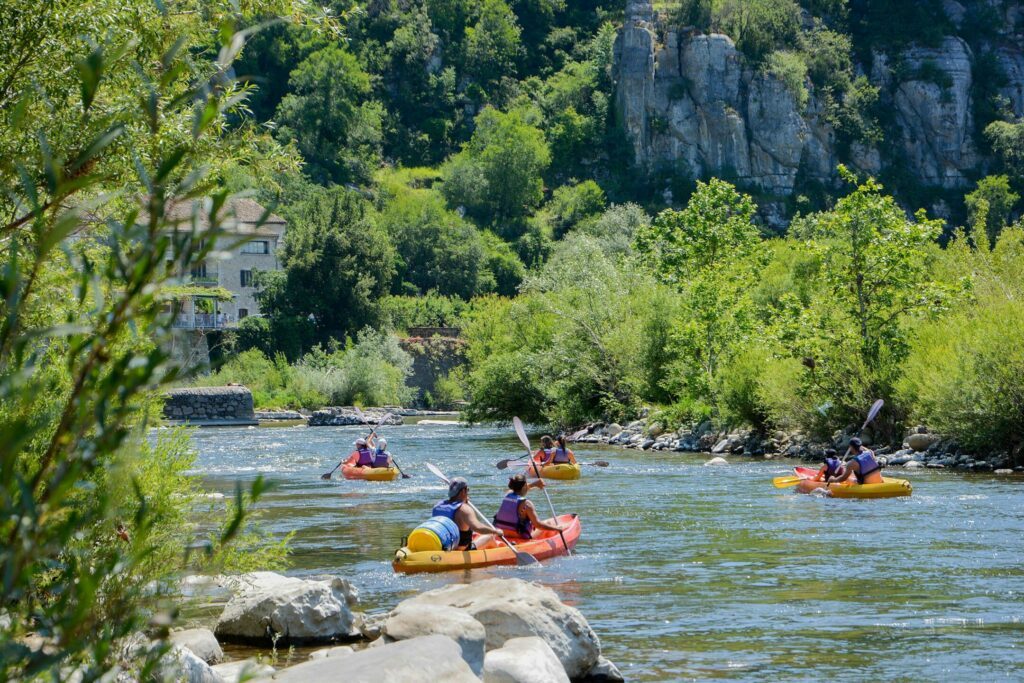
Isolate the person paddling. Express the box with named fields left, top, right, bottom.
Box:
left=542, top=435, right=577, bottom=467
left=432, top=477, right=500, bottom=551
left=493, top=474, right=565, bottom=539
left=829, top=437, right=883, bottom=485
left=812, top=448, right=843, bottom=482
left=533, top=435, right=555, bottom=465
left=367, top=435, right=393, bottom=469
left=345, top=438, right=375, bottom=468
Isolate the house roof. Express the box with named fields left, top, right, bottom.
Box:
left=162, top=197, right=286, bottom=236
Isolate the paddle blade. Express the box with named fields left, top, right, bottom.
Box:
left=589, top=461, right=610, bottom=467
left=512, top=416, right=531, bottom=452
left=773, top=476, right=802, bottom=488
left=861, top=399, right=884, bottom=431
left=401, top=473, right=412, bottom=479
left=496, top=459, right=512, bottom=470
left=424, top=462, right=449, bottom=484
left=320, top=472, right=332, bottom=480
left=514, top=550, right=539, bottom=566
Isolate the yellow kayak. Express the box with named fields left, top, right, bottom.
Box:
left=796, top=476, right=912, bottom=499
left=522, top=462, right=581, bottom=480
left=341, top=464, right=400, bottom=481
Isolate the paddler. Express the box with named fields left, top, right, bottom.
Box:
left=493, top=474, right=566, bottom=539
left=532, top=435, right=555, bottom=465
left=344, top=438, right=375, bottom=468
left=366, top=435, right=393, bottom=469
left=829, top=437, right=883, bottom=485
left=541, top=434, right=578, bottom=467
left=812, top=448, right=843, bottom=482
left=432, top=477, right=500, bottom=551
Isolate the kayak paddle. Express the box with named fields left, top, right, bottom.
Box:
left=513, top=417, right=571, bottom=557
left=579, top=461, right=609, bottom=467
left=496, top=452, right=530, bottom=470
left=773, top=475, right=804, bottom=488
left=423, top=462, right=538, bottom=567
left=321, top=411, right=394, bottom=480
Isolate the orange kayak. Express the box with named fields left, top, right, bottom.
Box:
left=341, top=464, right=400, bottom=481
left=393, top=514, right=581, bottom=573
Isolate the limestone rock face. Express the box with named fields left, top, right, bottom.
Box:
left=383, top=605, right=487, bottom=676
left=482, top=636, right=570, bottom=683
left=215, top=572, right=361, bottom=644
left=392, top=578, right=601, bottom=679
left=169, top=628, right=223, bottom=665
left=254, top=634, right=478, bottom=683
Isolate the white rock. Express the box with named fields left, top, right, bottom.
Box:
left=483, top=636, right=569, bottom=683
left=170, top=628, right=223, bottom=664
left=308, top=645, right=355, bottom=661
left=163, top=644, right=224, bottom=683
left=907, top=433, right=939, bottom=452
left=704, top=457, right=728, bottom=466
left=211, top=659, right=274, bottom=683
left=384, top=605, right=486, bottom=676
left=711, top=439, right=729, bottom=454
left=904, top=461, right=924, bottom=469
left=995, top=469, right=1014, bottom=475
left=393, top=578, right=600, bottom=679
left=215, top=572, right=360, bottom=643
left=585, top=655, right=626, bottom=681
left=255, top=634, right=478, bottom=683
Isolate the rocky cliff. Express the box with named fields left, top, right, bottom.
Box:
left=613, top=0, right=1024, bottom=212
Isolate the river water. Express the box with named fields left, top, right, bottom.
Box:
left=186, top=421, right=1024, bottom=681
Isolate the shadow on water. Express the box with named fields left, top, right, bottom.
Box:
left=183, top=423, right=1024, bottom=681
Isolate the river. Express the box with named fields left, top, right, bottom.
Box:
left=185, top=421, right=1024, bottom=681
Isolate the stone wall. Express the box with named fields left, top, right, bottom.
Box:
left=163, top=386, right=257, bottom=425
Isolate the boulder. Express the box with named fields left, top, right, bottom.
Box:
left=583, top=655, right=625, bottom=682
left=704, top=457, right=728, bottom=466
left=308, top=646, right=355, bottom=661
left=907, top=433, right=939, bottom=452
left=215, top=572, right=360, bottom=644
left=711, top=438, right=729, bottom=454
left=255, top=634, right=478, bottom=683
left=163, top=645, right=224, bottom=683
left=995, top=469, right=1014, bottom=475
left=170, top=628, right=223, bottom=665
left=603, top=423, right=622, bottom=437
left=212, top=660, right=275, bottom=683
left=392, top=578, right=601, bottom=679
left=384, top=605, right=486, bottom=676
left=483, top=637, right=569, bottom=683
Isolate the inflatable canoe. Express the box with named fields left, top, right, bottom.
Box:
left=341, top=464, right=400, bottom=481
left=521, top=462, right=582, bottom=480
left=793, top=466, right=912, bottom=499
left=393, top=513, right=581, bottom=573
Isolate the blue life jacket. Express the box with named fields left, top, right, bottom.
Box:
left=493, top=493, right=532, bottom=536
left=372, top=449, right=390, bottom=468
left=824, top=457, right=842, bottom=478
left=432, top=499, right=463, bottom=520
left=854, top=451, right=880, bottom=484
left=355, top=448, right=374, bottom=467
left=552, top=447, right=571, bottom=464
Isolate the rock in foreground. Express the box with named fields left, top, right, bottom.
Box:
left=383, top=604, right=486, bottom=676
left=169, top=628, right=223, bottom=665
left=483, top=636, right=569, bottom=683
left=215, top=572, right=361, bottom=644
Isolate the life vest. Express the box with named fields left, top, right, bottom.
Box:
left=354, top=448, right=374, bottom=467
left=493, top=493, right=532, bottom=536
left=432, top=499, right=463, bottom=520
left=372, top=449, right=390, bottom=468
left=552, top=447, right=571, bottom=464
left=824, top=457, right=842, bottom=478
left=853, top=451, right=880, bottom=484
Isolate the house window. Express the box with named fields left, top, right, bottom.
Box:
left=241, top=240, right=270, bottom=254
left=239, top=308, right=249, bottom=319
left=240, top=270, right=253, bottom=287
left=191, top=261, right=207, bottom=279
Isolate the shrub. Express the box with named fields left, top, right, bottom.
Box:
left=764, top=50, right=809, bottom=110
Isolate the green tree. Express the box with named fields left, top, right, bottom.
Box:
left=965, top=175, right=1020, bottom=248
left=274, top=188, right=396, bottom=344
left=546, top=180, right=607, bottom=238
left=984, top=119, right=1024, bottom=183
left=275, top=45, right=384, bottom=184
left=441, top=107, right=551, bottom=234
left=464, top=0, right=524, bottom=92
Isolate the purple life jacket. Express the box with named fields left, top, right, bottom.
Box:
left=355, top=448, right=374, bottom=467
left=824, top=457, right=842, bottom=478
left=854, top=451, right=880, bottom=484
left=372, top=449, right=390, bottom=468
left=493, top=493, right=532, bottom=536
left=432, top=499, right=463, bottom=520
left=552, top=447, right=571, bottom=464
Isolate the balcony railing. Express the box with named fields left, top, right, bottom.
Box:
left=189, top=275, right=219, bottom=286
left=173, top=313, right=233, bottom=330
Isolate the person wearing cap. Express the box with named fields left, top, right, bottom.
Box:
left=829, top=437, right=883, bottom=485
left=432, top=478, right=501, bottom=551
left=367, top=434, right=392, bottom=468
left=812, top=448, right=844, bottom=482
left=344, top=437, right=376, bottom=468
left=493, top=474, right=565, bottom=539
left=541, top=434, right=577, bottom=467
